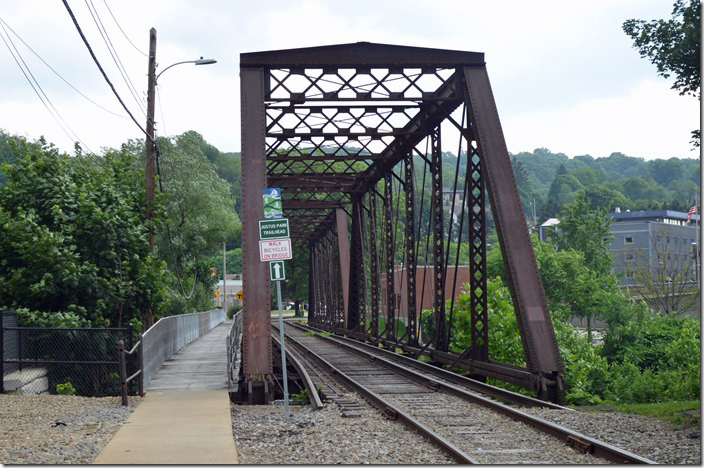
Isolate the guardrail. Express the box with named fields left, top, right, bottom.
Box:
left=118, top=337, right=143, bottom=405
left=226, top=310, right=243, bottom=393
left=141, top=309, right=225, bottom=389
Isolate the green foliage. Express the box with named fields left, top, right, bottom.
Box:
left=457, top=242, right=698, bottom=405
left=55, top=380, right=77, bottom=396
left=290, top=389, right=309, bottom=404
left=601, top=315, right=700, bottom=371
left=0, top=139, right=166, bottom=327
left=484, top=278, right=525, bottom=366
left=623, top=0, right=700, bottom=102
left=510, top=148, right=700, bottom=223
left=16, top=308, right=91, bottom=328
left=614, top=400, right=700, bottom=424
left=227, top=303, right=242, bottom=319
left=153, top=132, right=241, bottom=317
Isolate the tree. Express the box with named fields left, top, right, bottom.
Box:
left=624, top=225, right=699, bottom=315
left=623, top=0, right=701, bottom=146
left=555, top=197, right=615, bottom=339
left=541, top=166, right=583, bottom=220
left=0, top=138, right=166, bottom=327
left=577, top=185, right=630, bottom=212
left=557, top=196, right=613, bottom=275
left=152, top=131, right=241, bottom=316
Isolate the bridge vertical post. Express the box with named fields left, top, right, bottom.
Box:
left=467, top=144, right=489, bottom=362
left=462, top=66, right=563, bottom=401
left=347, top=196, right=364, bottom=334
left=404, top=154, right=418, bottom=346
left=308, top=241, right=316, bottom=325
left=383, top=172, right=396, bottom=342
left=431, top=126, right=448, bottom=352
left=336, top=208, right=351, bottom=329
left=240, top=66, right=273, bottom=401
left=368, top=192, right=380, bottom=340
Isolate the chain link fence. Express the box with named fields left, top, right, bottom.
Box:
left=1, top=312, right=134, bottom=396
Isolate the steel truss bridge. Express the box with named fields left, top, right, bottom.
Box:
left=239, top=42, right=565, bottom=403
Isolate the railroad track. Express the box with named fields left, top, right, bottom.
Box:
left=275, top=321, right=655, bottom=465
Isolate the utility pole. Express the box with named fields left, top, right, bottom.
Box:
left=145, top=27, right=157, bottom=249
left=223, top=242, right=228, bottom=313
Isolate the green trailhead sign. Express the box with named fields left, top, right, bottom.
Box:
left=259, top=219, right=290, bottom=240
left=262, top=188, right=283, bottom=219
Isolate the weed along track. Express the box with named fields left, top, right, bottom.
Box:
left=276, top=322, right=655, bottom=464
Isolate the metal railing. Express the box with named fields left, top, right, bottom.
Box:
left=226, top=310, right=243, bottom=393
left=141, top=309, right=225, bottom=389
left=118, top=337, right=143, bottom=405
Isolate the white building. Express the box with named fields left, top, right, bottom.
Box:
left=214, top=274, right=242, bottom=308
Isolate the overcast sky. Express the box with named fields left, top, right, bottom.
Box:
left=1, top=0, right=699, bottom=160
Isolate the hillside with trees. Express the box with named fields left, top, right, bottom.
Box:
left=508, top=148, right=700, bottom=222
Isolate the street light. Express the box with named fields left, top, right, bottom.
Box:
left=144, top=27, right=216, bottom=249
left=156, top=57, right=218, bottom=80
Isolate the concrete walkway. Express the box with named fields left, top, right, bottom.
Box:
left=94, top=321, right=238, bottom=464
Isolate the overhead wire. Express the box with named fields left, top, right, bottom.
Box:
left=0, top=19, right=96, bottom=154
left=83, top=0, right=146, bottom=117
left=61, top=0, right=150, bottom=142
left=0, top=16, right=126, bottom=119
left=102, top=0, right=147, bottom=57
left=62, top=0, right=201, bottom=301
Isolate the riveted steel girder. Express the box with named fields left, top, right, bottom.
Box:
left=240, top=42, right=564, bottom=403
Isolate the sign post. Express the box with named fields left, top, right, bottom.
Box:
left=261, top=188, right=290, bottom=419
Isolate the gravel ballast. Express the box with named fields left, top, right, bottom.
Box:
left=231, top=394, right=455, bottom=465
left=522, top=407, right=701, bottom=465
left=0, top=394, right=141, bottom=465
left=0, top=393, right=699, bottom=464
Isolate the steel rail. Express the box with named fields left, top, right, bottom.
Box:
left=277, top=323, right=477, bottom=464
left=286, top=322, right=655, bottom=465
left=271, top=331, right=323, bottom=410
left=288, top=321, right=564, bottom=409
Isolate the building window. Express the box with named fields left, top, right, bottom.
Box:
left=625, top=253, right=634, bottom=261
left=625, top=236, right=634, bottom=245
left=625, top=270, right=634, bottom=278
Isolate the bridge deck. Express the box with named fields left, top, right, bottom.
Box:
left=146, top=320, right=231, bottom=392
left=94, top=320, right=238, bottom=464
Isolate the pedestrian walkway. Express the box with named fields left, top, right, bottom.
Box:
left=94, top=321, right=238, bottom=464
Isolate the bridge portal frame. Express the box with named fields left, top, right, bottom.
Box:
left=240, top=42, right=564, bottom=403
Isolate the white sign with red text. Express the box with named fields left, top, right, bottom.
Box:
left=259, top=238, right=293, bottom=261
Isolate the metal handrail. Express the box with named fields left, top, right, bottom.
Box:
left=141, top=309, right=225, bottom=389
left=117, top=335, right=144, bottom=406
left=226, top=310, right=243, bottom=393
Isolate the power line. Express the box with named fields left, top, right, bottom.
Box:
left=0, top=16, right=126, bottom=119
left=84, top=0, right=146, bottom=117
left=61, top=0, right=151, bottom=143
left=102, top=0, right=147, bottom=57
left=0, top=20, right=95, bottom=154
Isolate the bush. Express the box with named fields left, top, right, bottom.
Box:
left=55, top=380, right=76, bottom=395
left=227, top=303, right=242, bottom=319
left=601, top=315, right=700, bottom=371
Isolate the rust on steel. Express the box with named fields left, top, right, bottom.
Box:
left=240, top=67, right=273, bottom=389
left=239, top=42, right=564, bottom=403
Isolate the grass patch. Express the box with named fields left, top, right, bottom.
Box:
left=599, top=400, right=700, bottom=425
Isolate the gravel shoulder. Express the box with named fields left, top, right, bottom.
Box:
left=231, top=394, right=455, bottom=465
left=0, top=394, right=141, bottom=465
left=0, top=393, right=699, bottom=465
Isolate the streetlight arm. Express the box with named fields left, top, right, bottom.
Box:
left=156, top=57, right=217, bottom=81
